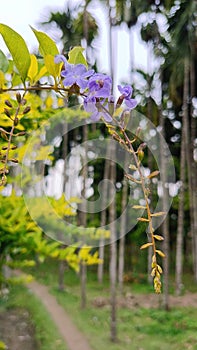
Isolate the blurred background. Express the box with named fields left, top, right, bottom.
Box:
left=0, top=1, right=197, bottom=349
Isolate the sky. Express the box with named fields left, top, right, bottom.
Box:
left=0, top=0, right=148, bottom=89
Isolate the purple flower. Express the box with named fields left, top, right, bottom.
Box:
left=54, top=55, right=94, bottom=90
left=62, top=64, right=94, bottom=90
left=83, top=73, right=113, bottom=121
left=54, top=54, right=68, bottom=66
left=88, top=73, right=112, bottom=98
left=117, top=85, right=137, bottom=109
left=84, top=96, right=113, bottom=122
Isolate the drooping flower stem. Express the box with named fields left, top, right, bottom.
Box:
left=105, top=115, right=164, bottom=293
left=118, top=124, right=162, bottom=293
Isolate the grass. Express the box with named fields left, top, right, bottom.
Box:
left=0, top=284, right=67, bottom=350
left=52, top=287, right=197, bottom=350
left=25, top=259, right=197, bottom=350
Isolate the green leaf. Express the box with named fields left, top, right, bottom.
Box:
left=0, top=23, right=31, bottom=82
left=44, top=54, right=62, bottom=78
left=68, top=46, right=88, bottom=67
left=0, top=49, right=9, bottom=73
left=31, top=27, right=59, bottom=56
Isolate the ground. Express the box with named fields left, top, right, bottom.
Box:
left=0, top=308, right=37, bottom=350
left=93, top=291, right=197, bottom=309
left=1, top=280, right=197, bottom=350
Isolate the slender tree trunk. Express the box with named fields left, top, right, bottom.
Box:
left=189, top=55, right=197, bottom=281
left=160, top=114, right=170, bottom=309
left=147, top=56, right=154, bottom=284
left=109, top=142, right=117, bottom=342
left=118, top=152, right=129, bottom=293
left=76, top=124, right=88, bottom=307
left=58, top=122, right=68, bottom=291
left=80, top=262, right=87, bottom=309
left=105, top=0, right=118, bottom=342
left=78, top=7, right=91, bottom=308
left=98, top=141, right=111, bottom=283
left=159, top=87, right=170, bottom=309
left=175, top=123, right=186, bottom=295
left=175, top=59, right=189, bottom=294
left=118, top=181, right=127, bottom=294
left=78, top=124, right=88, bottom=227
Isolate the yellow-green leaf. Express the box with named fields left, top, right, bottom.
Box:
left=140, top=242, right=153, bottom=249
left=156, top=249, right=165, bottom=257
left=68, top=46, right=87, bottom=67
left=0, top=70, right=5, bottom=88
left=44, top=54, right=62, bottom=78
left=31, top=27, right=59, bottom=56
left=0, top=340, right=6, bottom=349
left=0, top=49, right=9, bottom=73
left=28, top=54, right=38, bottom=83
left=36, top=66, right=48, bottom=81
left=0, top=23, right=31, bottom=82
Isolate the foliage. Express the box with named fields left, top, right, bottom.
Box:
left=1, top=284, right=67, bottom=350
left=29, top=261, right=197, bottom=350
left=0, top=23, right=165, bottom=293
left=0, top=190, right=102, bottom=286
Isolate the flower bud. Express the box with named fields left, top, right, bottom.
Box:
left=4, top=108, right=11, bottom=118
left=23, top=106, right=31, bottom=114
left=5, top=100, right=13, bottom=108
left=16, top=93, right=22, bottom=103
left=10, top=158, right=18, bottom=163
left=15, top=131, right=26, bottom=136
left=116, top=95, right=124, bottom=108
left=14, top=117, right=19, bottom=126
left=138, top=149, right=144, bottom=162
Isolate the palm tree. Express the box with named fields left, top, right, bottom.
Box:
left=40, top=1, right=98, bottom=58
left=167, top=0, right=197, bottom=283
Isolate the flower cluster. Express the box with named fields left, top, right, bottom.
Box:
left=55, top=55, right=137, bottom=122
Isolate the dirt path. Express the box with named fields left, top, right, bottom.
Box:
left=27, top=280, right=93, bottom=350
left=25, top=277, right=197, bottom=350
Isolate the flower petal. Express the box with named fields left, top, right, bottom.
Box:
left=54, top=54, right=68, bottom=65
left=74, top=64, right=87, bottom=75
left=63, top=75, right=75, bottom=87
left=118, top=85, right=133, bottom=98
left=125, top=98, right=138, bottom=109
left=82, top=69, right=95, bottom=78
left=77, top=78, right=88, bottom=90
left=103, top=112, right=113, bottom=122
left=90, top=111, right=101, bottom=121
